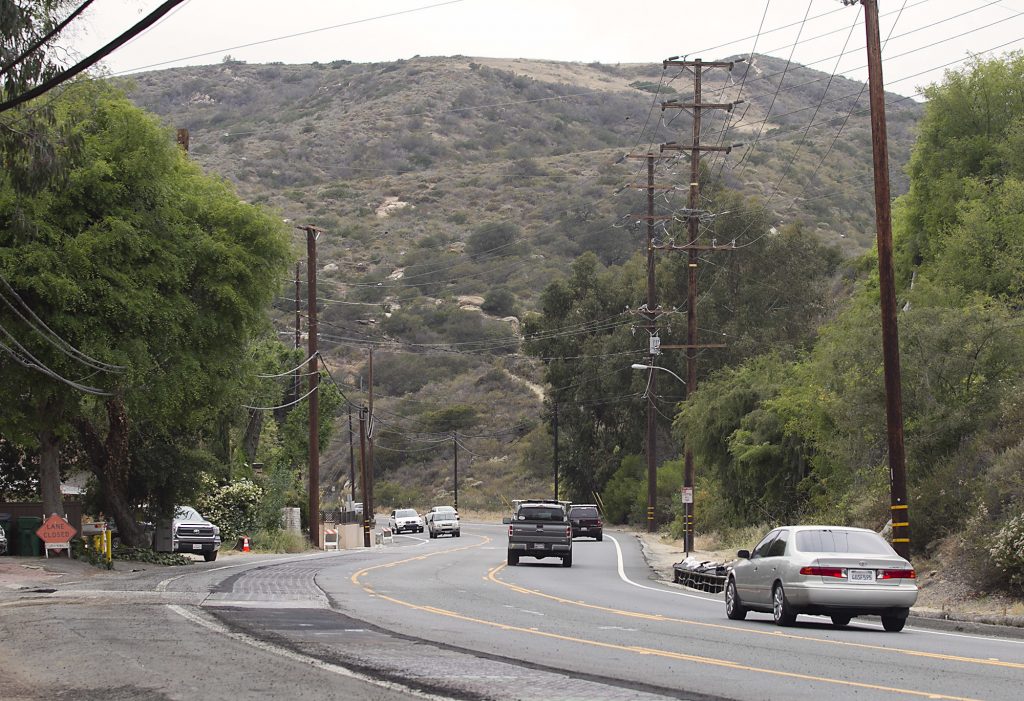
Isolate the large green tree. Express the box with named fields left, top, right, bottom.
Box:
left=0, top=82, right=291, bottom=543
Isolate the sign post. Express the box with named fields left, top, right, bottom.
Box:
left=36, top=514, right=77, bottom=559
left=681, top=487, right=694, bottom=556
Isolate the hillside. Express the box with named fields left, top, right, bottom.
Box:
left=119, top=54, right=923, bottom=510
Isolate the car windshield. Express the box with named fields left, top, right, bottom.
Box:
left=175, top=507, right=202, bottom=521
left=396, top=509, right=417, bottom=517
left=433, top=513, right=456, bottom=521
left=571, top=507, right=599, bottom=518
left=795, top=529, right=895, bottom=555
left=518, top=506, right=564, bottom=522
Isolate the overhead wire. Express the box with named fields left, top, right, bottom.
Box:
left=0, top=0, right=188, bottom=114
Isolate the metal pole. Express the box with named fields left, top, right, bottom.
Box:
left=646, top=154, right=658, bottom=533
left=453, top=433, right=459, bottom=510
left=305, top=227, right=320, bottom=549
left=862, top=0, right=910, bottom=558
left=553, top=403, right=559, bottom=500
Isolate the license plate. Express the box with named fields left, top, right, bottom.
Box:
left=192, top=544, right=202, bottom=550
left=532, top=543, right=546, bottom=549
left=848, top=569, right=875, bottom=583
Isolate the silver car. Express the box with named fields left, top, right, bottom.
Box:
left=426, top=507, right=460, bottom=538
left=725, top=525, right=918, bottom=631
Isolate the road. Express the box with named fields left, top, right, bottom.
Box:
left=2, top=522, right=1023, bottom=700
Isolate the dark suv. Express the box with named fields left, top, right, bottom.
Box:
left=568, top=504, right=603, bottom=541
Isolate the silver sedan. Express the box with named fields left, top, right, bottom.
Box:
left=724, top=525, right=918, bottom=631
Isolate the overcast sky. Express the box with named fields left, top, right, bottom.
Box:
left=71, top=0, right=1024, bottom=98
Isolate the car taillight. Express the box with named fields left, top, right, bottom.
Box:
left=566, top=526, right=572, bottom=538
left=508, top=525, right=513, bottom=538
left=596, top=520, right=603, bottom=526
left=799, top=566, right=846, bottom=578
left=878, top=568, right=916, bottom=579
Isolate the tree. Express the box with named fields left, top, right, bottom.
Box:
left=0, top=82, right=292, bottom=544
left=1, top=1, right=82, bottom=197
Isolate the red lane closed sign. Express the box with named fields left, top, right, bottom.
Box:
left=36, top=515, right=77, bottom=543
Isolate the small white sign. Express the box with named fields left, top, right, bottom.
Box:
left=681, top=487, right=693, bottom=504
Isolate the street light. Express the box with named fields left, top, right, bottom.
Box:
left=631, top=363, right=687, bottom=386
left=632, top=363, right=692, bottom=552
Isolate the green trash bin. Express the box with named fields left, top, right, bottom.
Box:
left=17, top=516, right=42, bottom=556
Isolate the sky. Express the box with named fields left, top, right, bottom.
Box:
left=68, top=0, right=1024, bottom=99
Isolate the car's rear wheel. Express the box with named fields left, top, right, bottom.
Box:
left=725, top=579, right=748, bottom=620
left=830, top=615, right=852, bottom=627
left=507, top=552, right=518, bottom=566
left=562, top=552, right=573, bottom=567
left=455, top=531, right=461, bottom=537
left=881, top=613, right=907, bottom=632
left=204, top=551, right=218, bottom=562
left=772, top=583, right=796, bottom=626
left=596, top=533, right=603, bottom=541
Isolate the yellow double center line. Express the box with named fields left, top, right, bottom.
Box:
left=350, top=537, right=1008, bottom=700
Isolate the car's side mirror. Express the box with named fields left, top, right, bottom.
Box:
left=502, top=517, right=512, bottom=524
left=737, top=549, right=751, bottom=559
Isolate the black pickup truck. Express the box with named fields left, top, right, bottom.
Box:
left=503, top=500, right=573, bottom=567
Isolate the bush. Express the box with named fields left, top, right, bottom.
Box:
left=195, top=476, right=264, bottom=543
left=991, top=513, right=1024, bottom=590
left=482, top=288, right=518, bottom=317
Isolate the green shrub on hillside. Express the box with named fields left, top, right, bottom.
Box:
left=991, top=514, right=1024, bottom=590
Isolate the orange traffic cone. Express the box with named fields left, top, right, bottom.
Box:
left=242, top=535, right=250, bottom=552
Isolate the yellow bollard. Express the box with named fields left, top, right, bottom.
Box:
left=104, top=529, right=112, bottom=564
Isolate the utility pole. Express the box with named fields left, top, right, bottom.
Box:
left=626, top=151, right=673, bottom=532
left=852, top=0, right=910, bottom=557
left=293, top=261, right=301, bottom=406
left=300, top=225, right=322, bottom=549
left=660, top=57, right=740, bottom=552
left=453, top=433, right=459, bottom=510
left=366, top=347, right=375, bottom=530
left=359, top=406, right=371, bottom=547
left=348, top=405, right=356, bottom=503
left=553, top=403, right=559, bottom=500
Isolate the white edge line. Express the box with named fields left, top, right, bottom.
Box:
left=608, top=534, right=721, bottom=603
left=168, top=604, right=455, bottom=700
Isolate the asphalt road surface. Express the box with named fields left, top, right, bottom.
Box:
left=3, top=521, right=1023, bottom=700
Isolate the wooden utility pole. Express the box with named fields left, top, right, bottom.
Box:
left=359, top=406, right=371, bottom=547
left=348, top=405, right=356, bottom=503
left=626, top=152, right=673, bottom=532
left=366, top=347, right=375, bottom=530
left=661, top=58, right=739, bottom=551
left=856, top=0, right=910, bottom=557
left=301, top=225, right=321, bottom=549
left=293, top=262, right=301, bottom=406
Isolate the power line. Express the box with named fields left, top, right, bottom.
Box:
left=0, top=0, right=188, bottom=114
left=0, top=0, right=96, bottom=76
